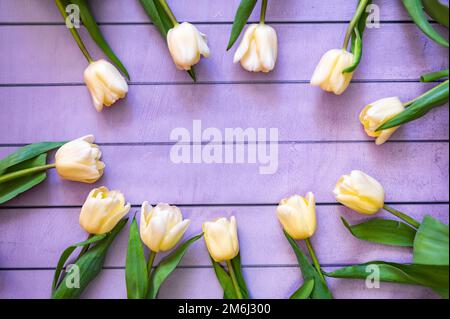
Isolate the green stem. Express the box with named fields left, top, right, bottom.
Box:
left=403, top=80, right=449, bottom=107
left=55, top=0, right=93, bottom=63
left=305, top=238, right=325, bottom=281
left=260, top=0, right=268, bottom=24
left=0, top=163, right=56, bottom=185
left=74, top=234, right=93, bottom=262
left=342, top=0, right=370, bottom=50
left=226, top=260, right=243, bottom=299
left=383, top=204, right=421, bottom=229
left=147, top=251, right=157, bottom=279
left=157, top=0, right=178, bottom=26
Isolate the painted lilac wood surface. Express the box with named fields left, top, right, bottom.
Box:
left=0, top=143, right=448, bottom=206
left=1, top=24, right=448, bottom=84
left=1, top=205, right=448, bottom=268
left=0, top=0, right=448, bottom=299
left=0, top=0, right=413, bottom=23
left=0, top=83, right=448, bottom=144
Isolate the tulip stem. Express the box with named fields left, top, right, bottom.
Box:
left=147, top=251, right=157, bottom=279
left=0, top=163, right=56, bottom=185
left=55, top=0, right=93, bottom=63
left=157, top=0, right=178, bottom=26
left=226, top=260, right=244, bottom=299
left=305, top=238, right=325, bottom=282
left=383, top=205, right=421, bottom=229
left=260, top=0, right=268, bottom=24
left=74, top=234, right=93, bottom=262
left=342, top=0, right=370, bottom=50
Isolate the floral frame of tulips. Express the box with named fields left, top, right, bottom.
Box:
left=0, top=0, right=448, bottom=299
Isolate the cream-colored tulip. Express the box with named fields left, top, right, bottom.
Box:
left=139, top=202, right=190, bottom=252
left=334, top=170, right=385, bottom=215
left=277, top=192, right=317, bottom=240
left=233, top=24, right=278, bottom=73
left=359, top=97, right=405, bottom=145
left=311, top=49, right=355, bottom=95
left=55, top=135, right=105, bottom=183
left=79, top=186, right=131, bottom=234
left=203, top=216, right=239, bottom=262
left=167, top=22, right=210, bottom=71
left=83, top=59, right=128, bottom=112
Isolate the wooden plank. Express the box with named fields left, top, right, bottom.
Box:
left=0, top=143, right=447, bottom=206
left=0, top=0, right=412, bottom=24
left=1, top=24, right=447, bottom=84
left=0, top=83, right=448, bottom=144
left=0, top=142, right=447, bottom=206
left=0, top=205, right=447, bottom=268
left=0, top=267, right=438, bottom=299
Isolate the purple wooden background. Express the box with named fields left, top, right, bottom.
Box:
left=0, top=0, right=449, bottom=299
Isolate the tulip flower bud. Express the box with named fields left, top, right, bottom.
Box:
left=83, top=59, right=128, bottom=112
left=276, top=192, right=317, bottom=240
left=334, top=170, right=385, bottom=215
left=139, top=202, right=190, bottom=252
left=233, top=24, right=278, bottom=73
left=203, top=216, right=239, bottom=262
left=55, top=135, right=105, bottom=183
left=359, top=97, right=405, bottom=145
left=167, top=22, right=210, bottom=71
left=79, top=186, right=131, bottom=234
left=310, top=49, right=355, bottom=95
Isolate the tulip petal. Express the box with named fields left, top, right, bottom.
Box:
left=233, top=24, right=258, bottom=63
left=310, top=49, right=341, bottom=86
left=255, top=25, right=277, bottom=72
left=159, top=219, right=191, bottom=251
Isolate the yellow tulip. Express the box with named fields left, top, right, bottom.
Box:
left=83, top=59, right=128, bottom=112
left=167, top=22, right=210, bottom=71
left=55, top=135, right=104, bottom=183
left=333, top=170, right=385, bottom=215
left=311, top=49, right=354, bottom=95
left=359, top=97, right=405, bottom=145
left=139, top=201, right=190, bottom=252
left=276, top=193, right=317, bottom=240
left=79, top=186, right=131, bottom=234
left=203, top=216, right=239, bottom=262
left=233, top=24, right=278, bottom=73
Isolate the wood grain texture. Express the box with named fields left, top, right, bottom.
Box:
left=0, top=205, right=447, bottom=268
left=0, top=24, right=448, bottom=84
left=0, top=83, right=448, bottom=144
left=0, top=0, right=448, bottom=300
left=0, top=143, right=448, bottom=206
left=0, top=268, right=439, bottom=299
left=0, top=0, right=412, bottom=23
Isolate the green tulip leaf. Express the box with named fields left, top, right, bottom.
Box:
left=71, top=0, right=130, bottom=79
left=341, top=217, right=417, bottom=247
left=325, top=261, right=449, bottom=298
left=52, top=232, right=107, bottom=294
left=284, top=231, right=333, bottom=299
left=125, top=217, right=148, bottom=299
left=413, top=215, right=449, bottom=266
left=0, top=141, right=64, bottom=175
left=139, top=0, right=197, bottom=82
left=290, top=278, right=315, bottom=299
left=227, top=0, right=258, bottom=50
left=423, top=0, right=449, bottom=28
left=147, top=234, right=203, bottom=299
left=401, top=0, right=449, bottom=47
left=52, top=219, right=128, bottom=299
left=0, top=154, right=49, bottom=204
left=211, top=258, right=238, bottom=299
left=230, top=253, right=250, bottom=299
left=378, top=80, right=449, bottom=130
left=343, top=0, right=372, bottom=73
left=420, top=69, right=449, bottom=82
